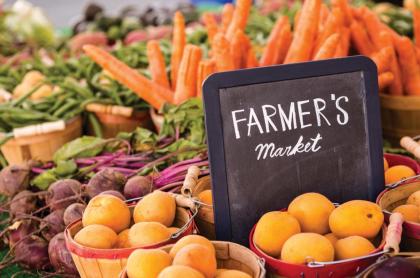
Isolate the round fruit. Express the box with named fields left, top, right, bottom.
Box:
left=335, top=236, right=375, bottom=260
left=215, top=269, right=252, bottom=278
left=198, top=190, right=213, bottom=205
left=74, top=224, right=117, bottom=249
left=169, top=235, right=215, bottom=258
left=288, top=192, right=335, bottom=234
left=329, top=200, right=384, bottom=239
left=82, top=195, right=130, bottom=233
left=168, top=227, right=179, bottom=234
left=385, top=165, right=415, bottom=185
left=126, top=249, right=172, bottom=278
left=158, top=265, right=205, bottom=278
left=129, top=222, right=171, bottom=247
left=280, top=233, right=334, bottom=264
left=133, top=191, right=176, bottom=227
left=115, top=229, right=130, bottom=248
left=253, top=211, right=301, bottom=257
left=324, top=233, right=338, bottom=246
left=383, top=158, right=389, bottom=172
left=393, top=204, right=419, bottom=223
left=407, top=190, right=420, bottom=207
left=173, top=243, right=217, bottom=278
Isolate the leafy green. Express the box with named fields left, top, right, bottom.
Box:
left=31, top=169, right=58, bottom=190
left=118, top=127, right=158, bottom=152
left=53, top=136, right=106, bottom=163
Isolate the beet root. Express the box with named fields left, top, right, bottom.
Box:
left=100, top=190, right=126, bottom=201
left=124, top=175, right=153, bottom=199
left=41, top=209, right=65, bottom=241
left=0, top=164, right=31, bottom=197
left=85, top=168, right=126, bottom=198
left=63, top=203, right=86, bottom=226
left=9, top=190, right=37, bottom=217
left=8, top=220, right=37, bottom=248
left=14, top=235, right=50, bottom=270
left=48, top=232, right=78, bottom=275
left=46, top=179, right=82, bottom=210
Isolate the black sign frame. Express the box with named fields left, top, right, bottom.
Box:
left=202, top=56, right=383, bottom=243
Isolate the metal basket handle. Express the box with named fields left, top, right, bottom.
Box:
left=386, top=173, right=420, bottom=189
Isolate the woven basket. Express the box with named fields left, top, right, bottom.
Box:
left=119, top=241, right=266, bottom=278
left=65, top=206, right=195, bottom=278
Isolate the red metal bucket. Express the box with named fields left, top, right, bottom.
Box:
left=383, top=153, right=420, bottom=174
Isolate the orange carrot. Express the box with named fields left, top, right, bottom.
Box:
left=174, top=45, right=202, bottom=104
left=294, top=9, right=301, bottom=28
left=226, top=0, right=252, bottom=39
left=221, top=3, right=234, bottom=33
left=394, top=36, right=420, bottom=95
left=202, top=12, right=219, bottom=44
left=170, top=11, right=186, bottom=90
left=313, top=8, right=343, bottom=57
left=414, top=8, right=420, bottom=48
left=260, top=16, right=289, bottom=66
left=361, top=8, right=387, bottom=50
left=212, top=33, right=235, bottom=71
left=246, top=47, right=259, bottom=68
left=313, top=33, right=341, bottom=60
left=146, top=40, right=170, bottom=89
left=230, top=29, right=246, bottom=69
left=416, top=47, right=420, bottom=64
left=350, top=21, right=375, bottom=56
left=370, top=47, right=393, bottom=74
left=83, top=45, right=172, bottom=109
left=285, top=0, right=321, bottom=63
left=378, top=72, right=394, bottom=91
left=197, top=60, right=216, bottom=98
left=319, top=3, right=330, bottom=31
left=334, top=27, right=350, bottom=57
left=331, top=0, right=353, bottom=26
left=378, top=31, right=403, bottom=95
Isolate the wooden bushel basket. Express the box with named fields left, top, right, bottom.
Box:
left=119, top=241, right=266, bottom=278
left=0, top=116, right=82, bottom=164
left=65, top=201, right=196, bottom=278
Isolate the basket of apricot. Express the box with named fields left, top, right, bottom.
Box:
left=383, top=153, right=419, bottom=185
left=65, top=191, right=197, bottom=278
left=249, top=192, right=392, bottom=278
left=119, top=234, right=265, bottom=278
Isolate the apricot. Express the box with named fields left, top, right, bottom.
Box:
left=82, top=194, right=130, bottom=233
left=173, top=243, right=217, bottom=278
left=129, top=222, right=171, bottom=247
left=324, top=233, right=338, bottom=246
left=74, top=224, right=117, bottom=249
left=383, top=158, right=389, bottom=172
left=253, top=211, right=301, bottom=257
left=335, top=236, right=375, bottom=260
left=329, top=200, right=384, bottom=239
left=393, top=204, right=419, bottom=223
left=168, top=227, right=180, bottom=234
left=198, top=190, right=213, bottom=205
left=385, top=165, right=415, bottom=184
left=126, top=249, right=172, bottom=278
left=169, top=235, right=215, bottom=258
left=281, top=233, right=334, bottom=264
left=288, top=192, right=335, bottom=234
left=215, top=269, right=252, bottom=278
left=158, top=265, right=205, bottom=278
left=115, top=229, right=130, bottom=248
left=407, top=190, right=420, bottom=207
left=133, top=191, right=176, bottom=227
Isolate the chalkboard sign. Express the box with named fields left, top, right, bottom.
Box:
left=203, top=56, right=384, bottom=245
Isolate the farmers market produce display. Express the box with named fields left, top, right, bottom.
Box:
left=2, top=0, right=420, bottom=277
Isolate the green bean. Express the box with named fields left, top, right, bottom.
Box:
left=88, top=113, right=103, bottom=138
left=10, top=83, right=44, bottom=107
left=47, top=97, right=66, bottom=114
left=52, top=99, right=79, bottom=118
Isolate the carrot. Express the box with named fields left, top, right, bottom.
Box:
left=370, top=47, right=393, bottom=74
left=334, top=27, right=350, bottom=57
left=416, top=47, right=420, bottom=64
left=260, top=16, right=289, bottom=66
left=230, top=30, right=246, bottom=69
left=361, top=8, right=387, bottom=50
left=226, top=0, right=252, bottom=39
left=313, top=8, right=343, bottom=57
left=146, top=40, right=171, bottom=89
left=212, top=33, right=235, bottom=71
left=174, top=45, right=203, bottom=104
left=170, top=11, right=186, bottom=90
left=197, top=60, right=216, bottom=98
left=294, top=9, right=301, bottom=28
left=414, top=8, right=420, bottom=48
left=202, top=12, right=219, bottom=44
left=313, top=33, right=341, bottom=60
left=331, top=0, right=353, bottom=26
left=246, top=47, right=259, bottom=68
left=378, top=31, right=403, bottom=95
left=350, top=21, right=375, bottom=56
left=378, top=72, right=394, bottom=91
left=285, top=0, right=321, bottom=63
left=394, top=36, right=420, bottom=95
left=83, top=45, right=172, bottom=109
left=221, top=3, right=234, bottom=34
left=319, top=3, right=330, bottom=31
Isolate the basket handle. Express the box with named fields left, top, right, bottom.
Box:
left=400, top=136, right=420, bottom=160
left=85, top=103, right=133, bottom=117
left=383, top=212, right=403, bottom=253
left=181, top=166, right=200, bottom=197
left=171, top=205, right=199, bottom=239
left=172, top=194, right=196, bottom=210
left=13, top=120, right=65, bottom=138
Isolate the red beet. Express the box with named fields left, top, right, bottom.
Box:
left=0, top=164, right=30, bottom=197
left=41, top=210, right=65, bottom=241
left=85, top=168, right=126, bottom=198
left=124, top=175, right=153, bottom=199
left=124, top=30, right=149, bottom=45
left=14, top=236, right=50, bottom=270
left=9, top=190, right=37, bottom=217
left=370, top=257, right=420, bottom=278
left=63, top=203, right=86, bottom=226
left=46, top=179, right=82, bottom=210
left=8, top=220, right=37, bottom=247
left=48, top=232, right=78, bottom=275
left=100, top=190, right=126, bottom=200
